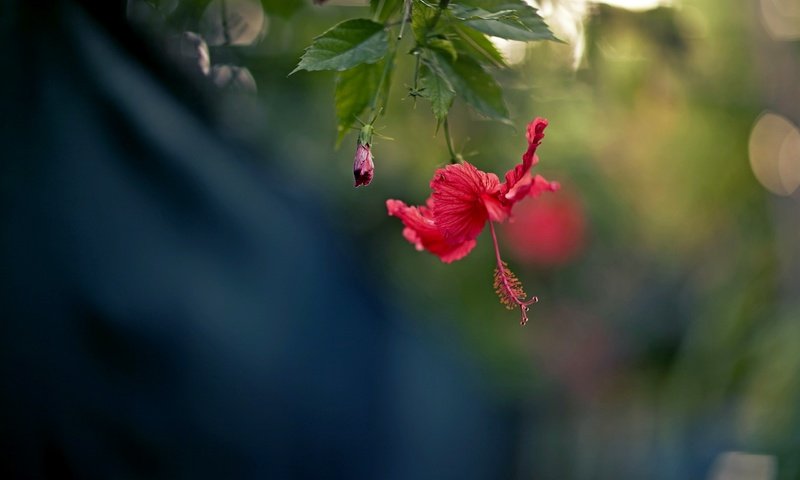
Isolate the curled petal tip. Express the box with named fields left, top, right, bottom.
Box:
left=528, top=175, right=560, bottom=198
left=527, top=117, right=548, bottom=143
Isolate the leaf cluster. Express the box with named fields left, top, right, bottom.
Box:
left=293, top=0, right=557, bottom=145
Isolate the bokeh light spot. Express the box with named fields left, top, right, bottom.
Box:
left=749, top=111, right=800, bottom=196
left=201, top=0, right=266, bottom=47
left=760, top=0, right=800, bottom=40
left=707, top=452, right=776, bottom=480
left=598, top=0, right=674, bottom=11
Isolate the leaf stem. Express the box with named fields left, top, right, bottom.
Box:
left=411, top=52, right=422, bottom=101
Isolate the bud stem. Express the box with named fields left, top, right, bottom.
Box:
left=368, top=37, right=397, bottom=122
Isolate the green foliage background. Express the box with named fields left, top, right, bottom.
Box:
left=136, top=0, right=800, bottom=477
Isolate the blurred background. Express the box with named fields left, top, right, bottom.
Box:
left=129, top=0, right=800, bottom=478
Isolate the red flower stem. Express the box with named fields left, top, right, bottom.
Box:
left=444, top=117, right=458, bottom=164
left=488, top=221, right=538, bottom=323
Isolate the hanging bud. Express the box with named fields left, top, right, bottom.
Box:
left=354, top=143, right=374, bottom=187
left=354, top=124, right=375, bottom=187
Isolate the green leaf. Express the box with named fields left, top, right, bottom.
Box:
left=334, top=62, right=384, bottom=146
left=450, top=1, right=556, bottom=42
left=450, top=23, right=506, bottom=67
left=334, top=58, right=394, bottom=146
left=411, top=0, right=440, bottom=43
left=428, top=37, right=458, bottom=62
left=370, top=0, right=404, bottom=22
left=450, top=5, right=519, bottom=21
left=292, top=19, right=389, bottom=74
left=426, top=50, right=509, bottom=122
left=420, top=65, right=455, bottom=123
left=452, top=0, right=531, bottom=10
left=260, top=0, right=304, bottom=18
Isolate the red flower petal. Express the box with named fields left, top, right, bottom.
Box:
left=523, top=117, right=548, bottom=168
left=503, top=169, right=534, bottom=203
left=529, top=174, right=560, bottom=198
left=430, top=162, right=500, bottom=244
left=501, top=117, right=548, bottom=204
left=386, top=199, right=477, bottom=263
left=482, top=192, right=510, bottom=223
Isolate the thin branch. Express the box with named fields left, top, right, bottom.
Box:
left=398, top=0, right=412, bottom=40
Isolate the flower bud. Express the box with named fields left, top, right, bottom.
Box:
left=353, top=141, right=374, bottom=187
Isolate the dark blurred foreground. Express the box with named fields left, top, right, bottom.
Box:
left=0, top=1, right=518, bottom=478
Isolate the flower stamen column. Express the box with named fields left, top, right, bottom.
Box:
left=489, top=221, right=538, bottom=325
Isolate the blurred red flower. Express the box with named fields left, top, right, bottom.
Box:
left=504, top=188, right=586, bottom=267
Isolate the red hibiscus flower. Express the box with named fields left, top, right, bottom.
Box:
left=387, top=117, right=559, bottom=325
